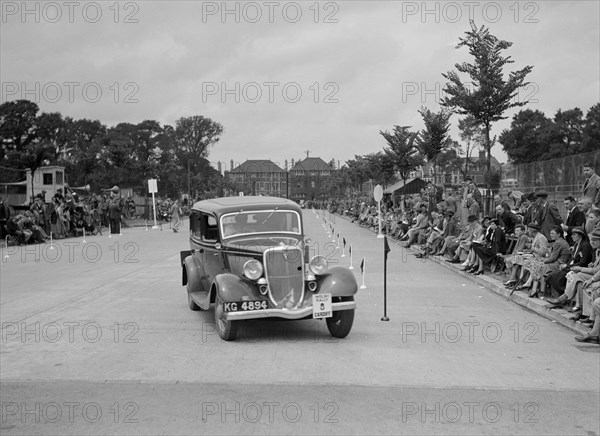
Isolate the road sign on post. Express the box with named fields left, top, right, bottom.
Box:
left=374, top=184, right=384, bottom=238
left=148, top=179, right=159, bottom=229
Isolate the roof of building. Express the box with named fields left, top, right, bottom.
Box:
left=230, top=160, right=285, bottom=173
left=290, top=157, right=333, bottom=172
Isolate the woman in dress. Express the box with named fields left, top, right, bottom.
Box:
left=520, top=225, right=571, bottom=298
left=503, top=224, right=532, bottom=287
left=513, top=223, right=548, bottom=291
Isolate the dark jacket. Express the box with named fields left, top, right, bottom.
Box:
left=532, top=201, right=563, bottom=240
left=568, top=239, right=594, bottom=268
left=564, top=207, right=586, bottom=244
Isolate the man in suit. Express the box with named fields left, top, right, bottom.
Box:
left=532, top=190, right=563, bottom=240
left=582, top=163, right=600, bottom=208
left=562, top=196, right=586, bottom=245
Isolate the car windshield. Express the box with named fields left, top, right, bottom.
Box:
left=220, top=210, right=301, bottom=239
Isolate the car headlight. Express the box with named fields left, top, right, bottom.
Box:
left=309, top=255, right=328, bottom=275
left=243, top=259, right=263, bottom=280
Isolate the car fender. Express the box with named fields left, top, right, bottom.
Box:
left=317, top=266, right=358, bottom=297
left=183, top=254, right=203, bottom=294
left=213, top=273, right=258, bottom=302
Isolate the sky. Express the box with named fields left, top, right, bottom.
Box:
left=2, top=0, right=599, bottom=172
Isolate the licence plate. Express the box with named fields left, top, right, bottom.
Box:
left=223, top=300, right=268, bottom=312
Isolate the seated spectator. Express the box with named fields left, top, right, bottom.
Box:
left=561, top=196, right=586, bottom=245
left=458, top=216, right=489, bottom=268
left=519, top=225, right=571, bottom=298
left=6, top=215, right=27, bottom=245
left=433, top=211, right=460, bottom=256
left=497, top=202, right=519, bottom=235
left=503, top=224, right=532, bottom=287
left=403, top=205, right=430, bottom=248
left=445, top=215, right=483, bottom=263
left=547, top=229, right=600, bottom=319
left=546, top=227, right=594, bottom=304
left=469, top=218, right=507, bottom=275
left=575, top=295, right=600, bottom=344
left=512, top=223, right=549, bottom=291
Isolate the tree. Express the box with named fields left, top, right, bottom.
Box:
left=457, top=115, right=484, bottom=177
left=380, top=126, right=423, bottom=188
left=499, top=109, right=551, bottom=163
left=0, top=101, right=63, bottom=199
left=416, top=107, right=453, bottom=185
left=581, top=103, right=600, bottom=153
left=441, top=20, right=533, bottom=208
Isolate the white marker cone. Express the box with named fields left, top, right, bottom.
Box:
left=49, top=231, right=54, bottom=250
left=360, top=259, right=367, bottom=289
left=82, top=228, right=86, bottom=243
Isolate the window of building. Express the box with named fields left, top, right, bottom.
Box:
left=55, top=171, right=63, bottom=185
left=43, top=173, right=53, bottom=185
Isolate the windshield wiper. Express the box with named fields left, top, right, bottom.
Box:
left=261, top=207, right=278, bottom=224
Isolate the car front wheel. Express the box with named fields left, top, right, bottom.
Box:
left=326, top=297, right=354, bottom=338
left=214, top=293, right=238, bottom=341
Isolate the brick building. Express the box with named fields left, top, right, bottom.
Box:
left=225, top=160, right=288, bottom=197
left=289, top=157, right=334, bottom=202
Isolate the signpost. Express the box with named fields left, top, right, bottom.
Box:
left=148, top=179, right=158, bottom=229
left=374, top=184, right=384, bottom=238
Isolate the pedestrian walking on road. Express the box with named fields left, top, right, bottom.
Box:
left=171, top=200, right=182, bottom=233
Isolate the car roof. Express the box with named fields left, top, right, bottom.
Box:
left=192, top=196, right=302, bottom=216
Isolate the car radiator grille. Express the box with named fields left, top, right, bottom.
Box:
left=264, top=246, right=304, bottom=309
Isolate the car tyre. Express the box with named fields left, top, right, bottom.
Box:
left=326, top=296, right=354, bottom=338
left=215, top=293, right=238, bottom=341
left=187, top=291, right=201, bottom=311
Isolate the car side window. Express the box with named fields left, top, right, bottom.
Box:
left=190, top=211, right=202, bottom=237
left=201, top=213, right=219, bottom=243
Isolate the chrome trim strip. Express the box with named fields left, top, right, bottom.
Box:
left=225, top=301, right=356, bottom=321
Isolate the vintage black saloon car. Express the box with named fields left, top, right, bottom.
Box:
left=180, top=196, right=358, bottom=341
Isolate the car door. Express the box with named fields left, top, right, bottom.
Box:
left=198, top=212, right=226, bottom=292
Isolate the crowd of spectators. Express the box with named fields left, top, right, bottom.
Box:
left=0, top=188, right=139, bottom=245
left=324, top=162, right=600, bottom=344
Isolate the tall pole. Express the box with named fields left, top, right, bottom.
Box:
left=187, top=160, right=191, bottom=200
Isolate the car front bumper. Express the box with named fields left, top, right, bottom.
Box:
left=225, top=300, right=356, bottom=321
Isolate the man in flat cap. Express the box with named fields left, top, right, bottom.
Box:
left=531, top=190, right=563, bottom=240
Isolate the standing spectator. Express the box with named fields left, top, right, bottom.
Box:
left=466, top=194, right=481, bottom=220
left=518, top=193, right=536, bottom=226
left=561, top=196, right=586, bottom=244
left=444, top=189, right=457, bottom=214
left=0, top=197, right=10, bottom=239
left=170, top=200, right=182, bottom=233
left=463, top=177, right=482, bottom=210
left=108, top=194, right=122, bottom=234
left=582, top=163, right=600, bottom=208
left=531, top=190, right=563, bottom=240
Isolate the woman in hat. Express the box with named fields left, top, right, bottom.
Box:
left=520, top=225, right=571, bottom=298
left=469, top=218, right=508, bottom=275
left=503, top=224, right=532, bottom=287
left=513, top=223, right=548, bottom=291
left=546, top=227, right=593, bottom=304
